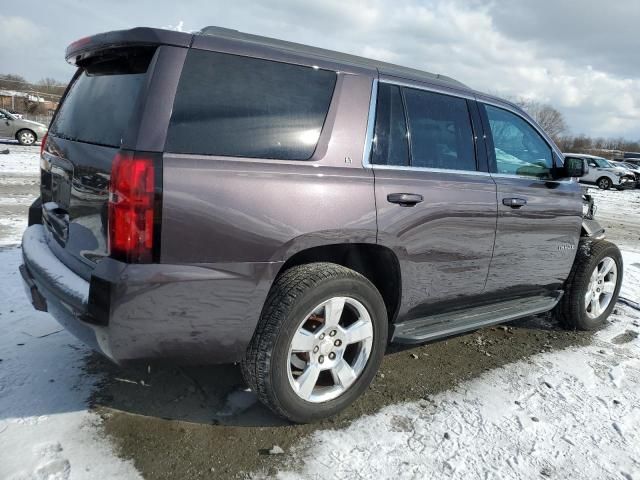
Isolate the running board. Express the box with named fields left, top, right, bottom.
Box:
left=391, top=293, right=563, bottom=345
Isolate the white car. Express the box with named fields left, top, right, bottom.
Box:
left=564, top=153, right=636, bottom=190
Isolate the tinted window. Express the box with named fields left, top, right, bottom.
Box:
left=485, top=105, right=553, bottom=178
left=371, top=84, right=409, bottom=166
left=403, top=88, right=476, bottom=171
left=50, top=49, right=154, bottom=147
left=166, top=50, right=337, bottom=160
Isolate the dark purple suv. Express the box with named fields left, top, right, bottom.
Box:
left=20, top=26, right=623, bottom=423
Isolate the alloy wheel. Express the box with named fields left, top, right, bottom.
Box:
left=287, top=296, right=374, bottom=403
left=584, top=256, right=618, bottom=319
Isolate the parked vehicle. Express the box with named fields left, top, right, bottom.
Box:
left=0, top=108, right=48, bottom=145
left=20, top=27, right=623, bottom=423
left=612, top=161, right=640, bottom=187
left=564, top=153, right=636, bottom=190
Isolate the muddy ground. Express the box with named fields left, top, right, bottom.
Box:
left=1, top=147, right=636, bottom=479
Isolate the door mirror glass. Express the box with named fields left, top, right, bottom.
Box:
left=562, top=157, right=589, bottom=178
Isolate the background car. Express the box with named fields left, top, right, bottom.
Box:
left=565, top=153, right=636, bottom=190
left=0, top=108, right=48, bottom=146
left=612, top=161, right=640, bottom=187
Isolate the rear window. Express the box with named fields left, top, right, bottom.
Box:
left=166, top=49, right=337, bottom=160
left=50, top=48, right=154, bottom=147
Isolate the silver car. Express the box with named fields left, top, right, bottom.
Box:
left=0, top=108, right=48, bottom=146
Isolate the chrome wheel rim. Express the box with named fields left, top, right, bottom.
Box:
left=19, top=131, right=35, bottom=145
left=598, top=178, right=609, bottom=189
left=287, top=296, right=374, bottom=403
left=585, top=256, right=617, bottom=319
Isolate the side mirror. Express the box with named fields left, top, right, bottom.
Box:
left=564, top=157, right=589, bottom=178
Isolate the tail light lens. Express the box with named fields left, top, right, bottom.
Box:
left=108, top=151, right=160, bottom=263
left=40, top=132, right=48, bottom=158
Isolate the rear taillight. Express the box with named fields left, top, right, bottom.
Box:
left=40, top=132, right=48, bottom=158
left=108, top=151, right=160, bottom=263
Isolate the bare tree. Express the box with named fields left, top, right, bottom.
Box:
left=514, top=99, right=568, bottom=140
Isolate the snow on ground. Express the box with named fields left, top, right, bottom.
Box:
left=0, top=141, right=42, bottom=175
left=272, top=262, right=640, bottom=480
left=0, top=142, right=40, bottom=247
left=0, top=248, right=141, bottom=480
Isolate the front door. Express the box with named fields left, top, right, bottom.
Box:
left=478, top=102, right=582, bottom=297
left=370, top=81, right=497, bottom=322
left=0, top=111, right=13, bottom=138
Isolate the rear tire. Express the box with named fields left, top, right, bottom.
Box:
left=555, top=239, right=623, bottom=330
left=241, top=262, right=388, bottom=423
left=597, top=177, right=612, bottom=190
left=17, top=129, right=37, bottom=146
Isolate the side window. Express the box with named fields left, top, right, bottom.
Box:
left=484, top=105, right=553, bottom=178
left=166, top=50, right=337, bottom=160
left=403, top=88, right=476, bottom=171
left=370, top=83, right=409, bottom=166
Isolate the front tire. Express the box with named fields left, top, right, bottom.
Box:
left=17, top=129, right=37, bottom=146
left=241, top=262, right=388, bottom=423
left=597, top=177, right=612, bottom=190
left=556, top=240, right=623, bottom=330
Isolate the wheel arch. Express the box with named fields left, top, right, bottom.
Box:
left=15, top=128, right=38, bottom=142
left=275, top=243, right=402, bottom=325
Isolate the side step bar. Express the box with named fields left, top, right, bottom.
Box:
left=391, top=292, right=563, bottom=345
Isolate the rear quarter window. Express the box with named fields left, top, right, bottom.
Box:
left=166, top=50, right=337, bottom=160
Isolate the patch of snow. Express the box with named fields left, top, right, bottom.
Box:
left=272, top=255, right=640, bottom=480
left=0, top=248, right=141, bottom=480
left=0, top=144, right=41, bottom=175
left=0, top=216, right=27, bottom=247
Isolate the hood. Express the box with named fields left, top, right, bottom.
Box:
left=17, top=118, right=48, bottom=129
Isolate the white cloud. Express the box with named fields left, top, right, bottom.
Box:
left=0, top=16, right=41, bottom=44
left=3, top=0, right=639, bottom=139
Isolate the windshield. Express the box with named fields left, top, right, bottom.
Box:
left=593, top=157, right=611, bottom=168
left=0, top=108, right=16, bottom=120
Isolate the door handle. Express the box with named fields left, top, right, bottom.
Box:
left=502, top=197, right=527, bottom=208
left=387, top=193, right=424, bottom=207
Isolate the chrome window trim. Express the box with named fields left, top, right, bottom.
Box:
left=490, top=172, right=576, bottom=184
left=362, top=78, right=485, bottom=176
left=361, top=78, right=378, bottom=168
left=371, top=164, right=492, bottom=177
left=379, top=77, right=476, bottom=101
left=360, top=78, right=571, bottom=182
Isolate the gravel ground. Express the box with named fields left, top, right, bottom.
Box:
left=0, top=145, right=638, bottom=479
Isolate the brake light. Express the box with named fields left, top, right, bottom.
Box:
left=108, top=151, right=158, bottom=263
left=40, top=132, right=48, bottom=157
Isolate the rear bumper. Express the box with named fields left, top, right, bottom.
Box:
left=20, top=225, right=281, bottom=365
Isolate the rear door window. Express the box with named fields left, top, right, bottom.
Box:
left=166, top=50, right=337, bottom=160
left=403, top=88, right=476, bottom=171
left=370, top=83, right=410, bottom=166
left=50, top=48, right=154, bottom=147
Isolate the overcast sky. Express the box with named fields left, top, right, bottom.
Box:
left=1, top=0, right=638, bottom=139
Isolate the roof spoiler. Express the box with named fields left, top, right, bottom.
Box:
left=65, top=27, right=192, bottom=65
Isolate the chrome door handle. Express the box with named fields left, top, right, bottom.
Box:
left=502, top=197, right=527, bottom=208
left=387, top=193, right=424, bottom=207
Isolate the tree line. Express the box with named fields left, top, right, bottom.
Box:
left=510, top=98, right=640, bottom=155
left=0, top=74, right=66, bottom=100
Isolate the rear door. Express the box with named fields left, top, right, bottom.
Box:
left=479, top=101, right=582, bottom=296
left=41, top=47, right=158, bottom=278
left=370, top=80, right=498, bottom=321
